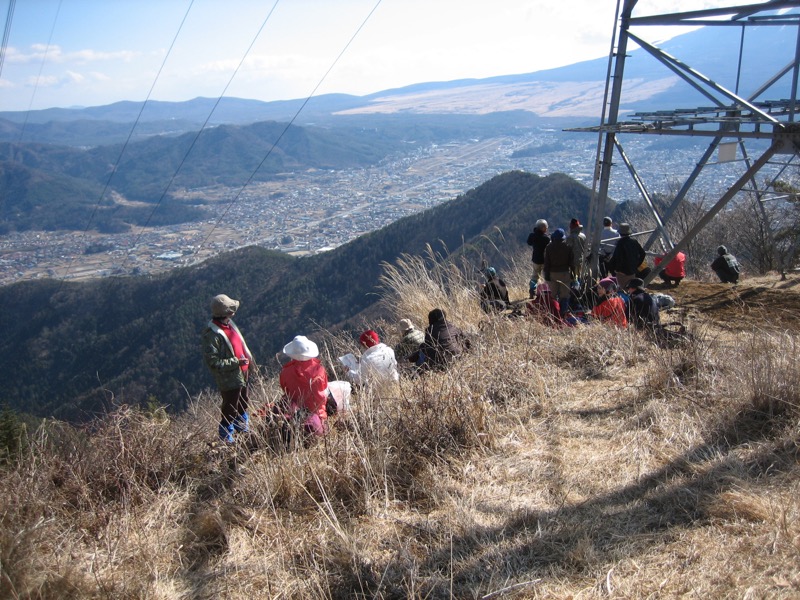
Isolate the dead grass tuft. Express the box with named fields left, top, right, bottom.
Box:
left=741, top=331, right=800, bottom=418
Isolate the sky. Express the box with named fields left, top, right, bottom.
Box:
left=0, top=0, right=735, bottom=113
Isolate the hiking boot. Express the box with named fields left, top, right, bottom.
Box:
left=218, top=422, right=235, bottom=444
left=233, top=412, right=250, bottom=434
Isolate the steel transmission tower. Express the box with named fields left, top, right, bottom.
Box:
left=575, top=0, right=800, bottom=281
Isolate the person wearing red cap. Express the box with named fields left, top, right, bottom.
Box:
left=343, top=329, right=399, bottom=386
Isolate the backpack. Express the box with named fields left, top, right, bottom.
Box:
left=652, top=293, right=676, bottom=309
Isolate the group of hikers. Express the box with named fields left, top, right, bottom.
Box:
left=202, top=216, right=741, bottom=446
left=477, top=215, right=743, bottom=345
left=202, top=294, right=469, bottom=445
left=479, top=216, right=739, bottom=321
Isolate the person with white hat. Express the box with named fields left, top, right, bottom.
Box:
left=201, top=294, right=254, bottom=444
left=279, top=335, right=329, bottom=437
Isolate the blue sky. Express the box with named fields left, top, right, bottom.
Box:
left=0, top=0, right=730, bottom=112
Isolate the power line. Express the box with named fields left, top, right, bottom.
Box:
left=111, top=0, right=283, bottom=276
left=66, top=0, right=383, bottom=403
left=195, top=0, right=384, bottom=255
left=0, top=0, right=15, bottom=79
left=14, top=0, right=63, bottom=147
left=55, top=0, right=198, bottom=285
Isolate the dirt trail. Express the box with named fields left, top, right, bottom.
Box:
left=648, top=274, right=800, bottom=332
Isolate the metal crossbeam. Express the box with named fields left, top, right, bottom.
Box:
left=578, top=0, right=800, bottom=282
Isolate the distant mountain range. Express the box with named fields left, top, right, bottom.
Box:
left=0, top=21, right=793, bottom=131
left=0, top=170, right=606, bottom=421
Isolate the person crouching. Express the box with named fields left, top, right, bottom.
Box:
left=279, top=335, right=329, bottom=437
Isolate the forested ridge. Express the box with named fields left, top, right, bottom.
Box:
left=0, top=170, right=599, bottom=422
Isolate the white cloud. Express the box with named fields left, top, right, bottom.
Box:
left=65, top=71, right=86, bottom=84
left=25, top=74, right=59, bottom=87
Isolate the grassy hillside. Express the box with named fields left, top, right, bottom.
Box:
left=1, top=254, right=798, bottom=598
left=0, top=171, right=600, bottom=421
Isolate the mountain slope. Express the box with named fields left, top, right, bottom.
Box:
left=0, top=171, right=599, bottom=421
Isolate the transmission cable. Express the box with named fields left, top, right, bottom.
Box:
left=68, top=0, right=284, bottom=399
left=194, top=0, right=384, bottom=255
left=55, top=0, right=197, bottom=286
left=14, top=0, right=63, bottom=148
left=78, top=0, right=383, bottom=406
left=0, top=0, right=16, bottom=79
left=112, top=0, right=283, bottom=275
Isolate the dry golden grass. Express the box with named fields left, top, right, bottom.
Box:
left=2, top=254, right=799, bottom=599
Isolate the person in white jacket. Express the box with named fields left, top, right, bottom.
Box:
left=343, top=330, right=399, bottom=386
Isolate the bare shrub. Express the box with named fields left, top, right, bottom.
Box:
left=740, top=331, right=800, bottom=417
left=643, top=322, right=714, bottom=396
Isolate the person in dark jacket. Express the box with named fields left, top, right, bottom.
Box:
left=711, top=245, right=740, bottom=283
left=411, top=308, right=470, bottom=371
left=480, top=267, right=510, bottom=313
left=626, top=278, right=661, bottom=331
left=609, top=223, right=646, bottom=291
left=543, top=228, right=574, bottom=312
left=201, top=294, right=254, bottom=444
left=526, top=219, right=550, bottom=282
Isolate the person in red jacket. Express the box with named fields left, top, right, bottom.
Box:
left=279, top=335, right=329, bottom=437
left=655, top=251, right=686, bottom=286
left=591, top=278, right=628, bottom=328
left=526, top=281, right=562, bottom=327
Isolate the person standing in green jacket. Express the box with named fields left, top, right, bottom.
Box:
left=201, top=294, right=254, bottom=444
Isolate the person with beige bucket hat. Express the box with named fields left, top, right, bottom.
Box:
left=201, top=294, right=254, bottom=444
